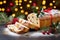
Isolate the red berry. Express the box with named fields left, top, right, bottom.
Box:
left=12, top=18, right=18, bottom=24
left=47, top=31, right=50, bottom=35
left=42, top=31, right=46, bottom=35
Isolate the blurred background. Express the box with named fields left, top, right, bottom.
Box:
left=0, top=0, right=60, bottom=16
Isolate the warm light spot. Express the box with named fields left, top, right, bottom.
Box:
left=15, top=1, right=18, bottom=3
left=19, top=3, right=21, bottom=5
left=0, top=1, right=3, bottom=5
left=25, top=11, right=28, bottom=15
left=0, top=8, right=1, bottom=11
left=24, top=0, right=27, bottom=2
left=36, top=6, right=39, bottom=10
left=53, top=0, right=55, bottom=3
left=12, top=14, right=15, bottom=17
left=15, top=8, right=18, bottom=11
left=1, top=8, right=5, bottom=11
left=21, top=10, right=24, bottom=13
left=29, top=0, right=32, bottom=3
left=49, top=3, right=53, bottom=6
left=20, top=6, right=23, bottom=9
left=16, top=0, right=18, bottom=1
left=27, top=4, right=30, bottom=8
left=43, top=6, right=46, bottom=9
left=3, top=1, right=6, bottom=4
left=16, top=3, right=18, bottom=5
left=54, top=6, right=56, bottom=8
left=42, top=0, right=46, bottom=5
left=19, top=0, right=22, bottom=3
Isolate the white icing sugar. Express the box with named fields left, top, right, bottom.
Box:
left=43, top=9, right=59, bottom=15
left=30, top=32, right=54, bottom=37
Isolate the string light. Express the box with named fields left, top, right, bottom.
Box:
left=54, top=6, right=56, bottom=8
left=24, top=0, right=27, bottom=2
left=0, top=8, right=1, bottom=11
left=36, top=6, right=39, bottom=10
left=53, top=0, right=55, bottom=3
left=12, top=14, right=15, bottom=17
left=29, top=0, right=32, bottom=3
left=21, top=10, right=24, bottom=13
left=15, top=0, right=18, bottom=3
left=16, top=3, right=18, bottom=5
left=15, top=8, right=18, bottom=11
left=19, top=3, right=21, bottom=5
left=20, top=6, right=23, bottom=9
left=42, top=0, right=46, bottom=5
left=49, top=3, right=53, bottom=6
left=15, top=0, right=19, bottom=5
left=19, top=0, right=22, bottom=3
left=25, top=11, right=28, bottom=15
left=0, top=1, right=3, bottom=5
left=27, top=4, right=30, bottom=8
left=43, top=6, right=46, bottom=9
left=1, top=8, right=5, bottom=12
left=3, top=0, right=6, bottom=4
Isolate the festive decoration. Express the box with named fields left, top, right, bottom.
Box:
left=21, top=10, right=24, bottom=13
left=6, top=8, right=11, bottom=12
left=1, top=8, right=5, bottom=12
left=0, top=8, right=1, bottom=11
left=3, top=0, right=6, bottom=4
left=29, top=0, right=32, bottom=3
left=33, top=3, right=37, bottom=7
left=49, top=3, right=53, bottom=6
left=0, top=1, right=3, bottom=5
left=9, top=2, right=14, bottom=7
left=27, top=4, right=30, bottom=8
left=12, top=18, right=19, bottom=24
left=0, top=12, right=9, bottom=25
left=42, top=0, right=46, bottom=5
left=14, top=8, right=18, bottom=12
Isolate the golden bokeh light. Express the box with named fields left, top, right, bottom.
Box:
left=53, top=0, right=55, bottom=3
left=15, top=8, right=18, bottom=11
left=43, top=6, right=46, bottom=9
left=42, top=0, right=46, bottom=5
left=16, top=0, right=18, bottom=1
left=24, top=0, right=27, bottom=2
left=36, top=6, right=39, bottom=10
left=3, top=1, right=6, bottom=4
left=54, top=6, right=56, bottom=8
left=29, top=0, right=32, bottom=3
left=0, top=8, right=1, bottom=11
left=15, top=0, right=18, bottom=3
left=27, top=4, right=30, bottom=8
left=16, top=3, right=18, bottom=5
left=49, top=3, right=53, bottom=6
left=21, top=10, right=24, bottom=13
left=25, top=11, right=28, bottom=15
left=0, top=1, right=3, bottom=5
left=19, top=0, right=22, bottom=3
left=19, top=3, right=21, bottom=5
left=20, top=6, right=23, bottom=9
left=1, top=8, right=5, bottom=12
left=12, top=14, right=15, bottom=17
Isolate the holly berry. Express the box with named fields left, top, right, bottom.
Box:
left=6, top=8, right=11, bottom=12
left=33, top=3, right=37, bottom=7
left=9, top=2, right=14, bottom=7
left=46, top=31, right=50, bottom=35
left=42, top=30, right=46, bottom=35
left=12, top=18, right=18, bottom=24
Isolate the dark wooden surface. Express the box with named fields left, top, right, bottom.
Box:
left=0, top=25, right=60, bottom=40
